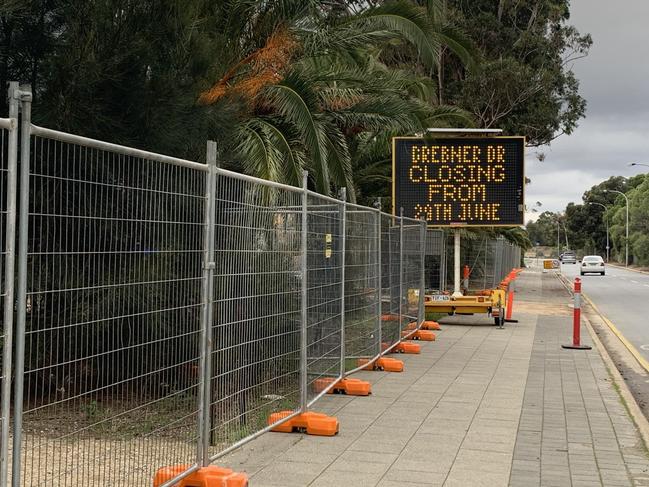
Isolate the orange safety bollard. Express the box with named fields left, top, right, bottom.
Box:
left=153, top=465, right=248, bottom=487
left=504, top=279, right=518, bottom=323
left=562, top=277, right=592, bottom=350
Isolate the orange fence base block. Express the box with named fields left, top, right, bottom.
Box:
left=376, top=357, right=404, bottom=372
left=313, top=377, right=372, bottom=396
left=405, top=322, right=418, bottom=331
left=268, top=411, right=339, bottom=436
left=421, top=320, right=441, bottom=331
left=392, top=342, right=421, bottom=354
left=357, top=357, right=404, bottom=372
left=402, top=330, right=436, bottom=341
left=153, top=465, right=248, bottom=487
left=334, top=378, right=372, bottom=396
left=381, top=314, right=400, bottom=322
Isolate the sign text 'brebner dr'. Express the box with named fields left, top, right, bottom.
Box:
left=392, top=137, right=525, bottom=226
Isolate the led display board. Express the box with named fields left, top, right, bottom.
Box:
left=392, top=137, right=525, bottom=226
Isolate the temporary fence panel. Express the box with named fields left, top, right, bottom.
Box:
left=207, top=173, right=303, bottom=460
left=379, top=213, right=401, bottom=351
left=424, top=229, right=445, bottom=292
left=0, top=82, right=474, bottom=486
left=14, top=126, right=207, bottom=486
left=401, top=219, right=424, bottom=329
left=1, top=96, right=18, bottom=486
left=442, top=233, right=522, bottom=293
left=305, top=193, right=344, bottom=406
left=343, top=205, right=380, bottom=374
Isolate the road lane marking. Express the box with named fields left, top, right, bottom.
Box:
left=632, top=280, right=640, bottom=284
left=581, top=292, right=649, bottom=373
left=644, top=284, right=649, bottom=288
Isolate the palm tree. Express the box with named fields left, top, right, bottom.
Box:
left=199, top=0, right=476, bottom=200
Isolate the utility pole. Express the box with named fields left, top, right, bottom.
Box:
left=586, top=202, right=609, bottom=262
left=603, top=189, right=629, bottom=266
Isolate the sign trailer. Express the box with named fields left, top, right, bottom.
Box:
left=392, top=132, right=525, bottom=302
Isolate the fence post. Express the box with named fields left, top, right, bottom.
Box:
left=398, top=208, right=404, bottom=329
left=339, top=188, right=347, bottom=378
left=1, top=82, right=20, bottom=487
left=12, top=83, right=32, bottom=487
left=198, top=141, right=218, bottom=466
left=375, top=202, right=382, bottom=356
left=419, top=220, right=426, bottom=326
left=300, top=171, right=309, bottom=413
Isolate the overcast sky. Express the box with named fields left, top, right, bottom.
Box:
left=525, top=0, right=649, bottom=221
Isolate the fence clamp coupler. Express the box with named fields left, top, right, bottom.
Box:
left=203, top=261, right=216, bottom=270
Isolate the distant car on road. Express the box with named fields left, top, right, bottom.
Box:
left=581, top=255, right=606, bottom=276
left=560, top=251, right=577, bottom=264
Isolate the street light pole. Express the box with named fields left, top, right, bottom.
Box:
left=604, top=189, right=629, bottom=266
left=586, top=202, right=609, bottom=262
left=629, top=162, right=649, bottom=168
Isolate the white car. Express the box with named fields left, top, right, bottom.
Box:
left=580, top=255, right=606, bottom=276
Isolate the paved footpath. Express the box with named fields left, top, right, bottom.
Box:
left=219, top=269, right=649, bottom=486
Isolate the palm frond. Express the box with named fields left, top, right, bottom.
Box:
left=263, top=72, right=331, bottom=193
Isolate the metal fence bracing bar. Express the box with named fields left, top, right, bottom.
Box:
left=0, top=81, right=523, bottom=486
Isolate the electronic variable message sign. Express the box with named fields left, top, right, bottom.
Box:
left=392, top=137, right=525, bottom=226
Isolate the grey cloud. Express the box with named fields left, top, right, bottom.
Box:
left=526, top=0, right=649, bottom=215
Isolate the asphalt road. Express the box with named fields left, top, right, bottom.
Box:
left=559, top=261, right=649, bottom=361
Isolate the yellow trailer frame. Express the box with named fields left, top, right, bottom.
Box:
left=425, top=288, right=507, bottom=326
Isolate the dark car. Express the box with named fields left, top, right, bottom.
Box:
left=560, top=251, right=577, bottom=264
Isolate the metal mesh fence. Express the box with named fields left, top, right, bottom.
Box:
left=343, top=205, right=380, bottom=373
left=442, top=233, right=522, bottom=293
left=16, top=133, right=206, bottom=486
left=401, top=219, right=424, bottom=329
left=305, top=193, right=343, bottom=405
left=379, top=213, right=401, bottom=351
left=2, top=83, right=437, bottom=486
left=208, top=176, right=303, bottom=458
left=425, top=229, right=445, bottom=292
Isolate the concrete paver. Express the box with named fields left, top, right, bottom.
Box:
left=217, top=269, right=649, bottom=486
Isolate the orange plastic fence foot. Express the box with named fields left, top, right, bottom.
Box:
left=335, top=378, right=372, bottom=395
left=405, top=321, right=418, bottom=331
left=402, top=330, right=436, bottom=341
left=357, top=357, right=404, bottom=372
left=153, top=465, right=248, bottom=487
left=376, top=357, right=404, bottom=372
left=392, top=342, right=421, bottom=354
left=422, top=320, right=441, bottom=331
left=313, top=377, right=372, bottom=396
left=381, top=314, right=400, bottom=322
left=268, top=411, right=339, bottom=436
